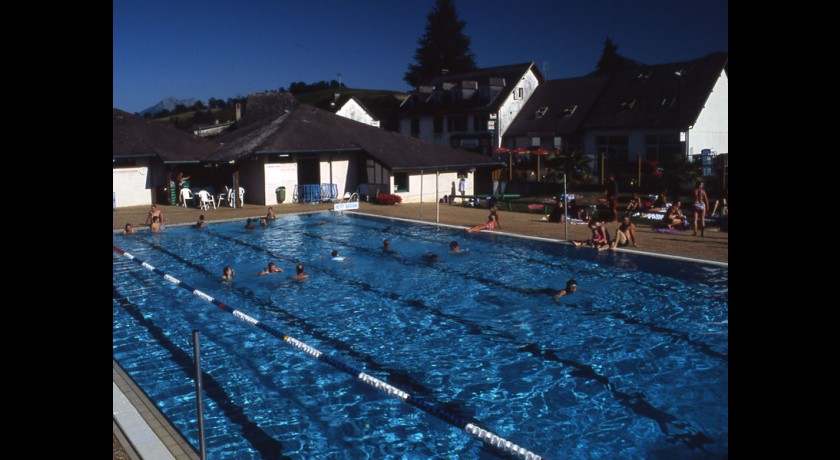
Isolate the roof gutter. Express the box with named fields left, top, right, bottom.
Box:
left=254, top=147, right=365, bottom=155
left=162, top=160, right=203, bottom=164
left=112, top=153, right=157, bottom=159
left=391, top=161, right=506, bottom=171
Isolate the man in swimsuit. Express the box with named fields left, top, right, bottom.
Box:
left=692, top=181, right=709, bottom=237
left=605, top=174, right=619, bottom=222
left=553, top=279, right=577, bottom=304
left=293, top=263, right=309, bottom=281
left=145, top=204, right=163, bottom=226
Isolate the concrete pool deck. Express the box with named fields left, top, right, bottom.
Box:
left=112, top=201, right=728, bottom=458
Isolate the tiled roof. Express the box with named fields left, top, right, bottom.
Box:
left=400, top=62, right=542, bottom=115
left=504, top=75, right=610, bottom=137
left=582, top=52, right=728, bottom=130
left=112, top=109, right=215, bottom=162
left=209, top=93, right=502, bottom=171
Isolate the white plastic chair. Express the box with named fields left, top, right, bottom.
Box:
left=179, top=188, right=194, bottom=207
left=197, top=190, right=216, bottom=210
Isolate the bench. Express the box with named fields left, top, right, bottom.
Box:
left=454, top=194, right=522, bottom=211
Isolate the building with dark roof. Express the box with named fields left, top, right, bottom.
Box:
left=580, top=52, right=728, bottom=176
left=114, top=92, right=502, bottom=207
left=112, top=108, right=216, bottom=207
left=397, top=62, right=544, bottom=154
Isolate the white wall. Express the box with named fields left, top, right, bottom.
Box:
left=497, top=68, right=541, bottom=141
left=690, top=70, right=729, bottom=155
left=319, top=157, right=350, bottom=199
left=264, top=163, right=298, bottom=205
left=395, top=171, right=471, bottom=203
left=113, top=166, right=151, bottom=208
left=336, top=100, right=380, bottom=127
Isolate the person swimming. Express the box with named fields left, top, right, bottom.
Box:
left=259, top=262, right=282, bottom=276
left=222, top=266, right=235, bottom=281
left=331, top=250, right=345, bottom=261
left=553, top=279, right=577, bottom=304
left=293, top=263, right=309, bottom=281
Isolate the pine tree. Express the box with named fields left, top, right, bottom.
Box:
left=593, top=37, right=635, bottom=75
left=404, top=0, right=477, bottom=88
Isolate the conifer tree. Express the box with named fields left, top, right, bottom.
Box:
left=404, top=0, right=477, bottom=88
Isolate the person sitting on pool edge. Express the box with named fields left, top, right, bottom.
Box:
left=259, top=262, right=282, bottom=276
left=293, top=263, right=309, bottom=281
left=553, top=279, right=577, bottom=304
left=267, top=207, right=277, bottom=220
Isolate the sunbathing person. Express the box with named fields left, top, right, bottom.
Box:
left=663, top=202, right=686, bottom=229
left=467, top=206, right=502, bottom=233
left=571, top=219, right=609, bottom=251
left=611, top=216, right=638, bottom=249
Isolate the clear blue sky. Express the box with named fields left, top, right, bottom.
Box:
left=113, top=0, right=728, bottom=114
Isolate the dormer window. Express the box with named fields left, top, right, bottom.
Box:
left=661, top=97, right=674, bottom=108
left=637, top=71, right=652, bottom=81
left=563, top=105, right=578, bottom=116
left=535, top=107, right=548, bottom=118
left=621, top=98, right=637, bottom=109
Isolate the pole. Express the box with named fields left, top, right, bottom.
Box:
left=563, top=173, right=568, bottom=241
left=192, top=330, right=207, bottom=460
left=435, top=170, right=440, bottom=223
left=600, top=152, right=605, bottom=185
left=636, top=155, right=641, bottom=186
left=419, top=170, right=424, bottom=221
left=231, top=172, right=237, bottom=209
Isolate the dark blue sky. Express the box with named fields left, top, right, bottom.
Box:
left=113, top=0, right=728, bottom=114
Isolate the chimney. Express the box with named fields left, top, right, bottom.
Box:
left=235, top=103, right=241, bottom=121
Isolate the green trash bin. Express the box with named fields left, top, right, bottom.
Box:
left=276, top=186, right=286, bottom=204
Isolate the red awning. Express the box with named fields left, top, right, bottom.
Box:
left=493, top=147, right=511, bottom=153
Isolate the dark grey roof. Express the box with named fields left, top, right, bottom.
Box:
left=582, top=52, right=728, bottom=130
left=112, top=109, right=215, bottom=162
left=209, top=94, right=502, bottom=171
left=400, top=62, right=543, bottom=115
left=504, top=75, right=611, bottom=137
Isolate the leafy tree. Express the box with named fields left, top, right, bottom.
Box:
left=593, top=37, right=635, bottom=76
left=545, top=150, right=593, bottom=186
left=192, top=100, right=206, bottom=111
left=404, top=0, right=477, bottom=88
left=174, top=104, right=188, bottom=114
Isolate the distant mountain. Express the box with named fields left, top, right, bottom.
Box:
left=140, top=97, right=198, bottom=116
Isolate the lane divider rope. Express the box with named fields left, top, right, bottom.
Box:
left=113, top=245, right=545, bottom=460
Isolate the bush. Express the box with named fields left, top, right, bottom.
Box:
left=375, top=194, right=402, bottom=205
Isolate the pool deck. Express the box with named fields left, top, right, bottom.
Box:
left=112, top=201, right=728, bottom=458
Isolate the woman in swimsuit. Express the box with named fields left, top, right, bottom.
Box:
left=692, top=181, right=709, bottom=237
left=467, top=207, right=502, bottom=233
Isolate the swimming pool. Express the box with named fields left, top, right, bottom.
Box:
left=113, top=211, right=728, bottom=459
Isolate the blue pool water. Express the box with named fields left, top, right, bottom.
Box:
left=112, top=212, right=728, bottom=459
